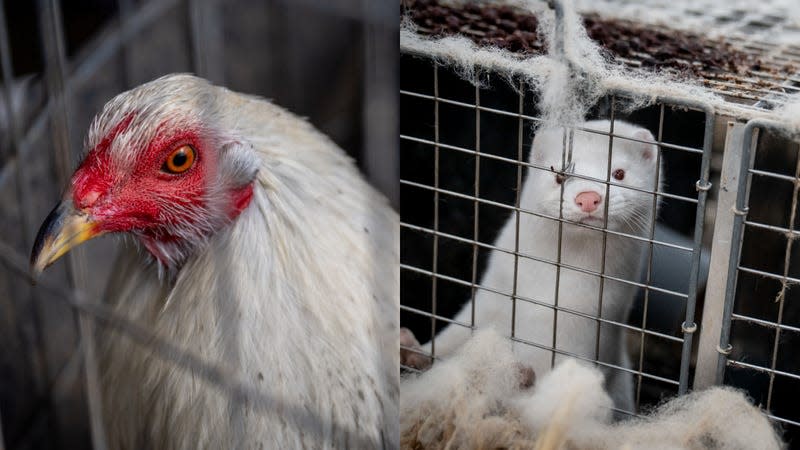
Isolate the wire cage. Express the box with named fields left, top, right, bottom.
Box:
left=0, top=1, right=397, bottom=449
left=400, top=0, right=800, bottom=444
left=400, top=54, right=712, bottom=412
left=719, top=120, right=800, bottom=434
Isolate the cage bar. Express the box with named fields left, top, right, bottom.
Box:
left=37, top=0, right=108, bottom=448
left=694, top=121, right=748, bottom=389
left=715, top=118, right=800, bottom=434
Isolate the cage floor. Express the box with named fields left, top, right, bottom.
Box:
left=403, top=0, right=800, bottom=109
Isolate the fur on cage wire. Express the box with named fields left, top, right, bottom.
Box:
left=573, top=0, right=800, bottom=45
left=401, top=0, right=800, bottom=126
left=400, top=329, right=785, bottom=450
left=774, top=98, right=800, bottom=140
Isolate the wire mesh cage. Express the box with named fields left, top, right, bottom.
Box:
left=400, top=0, right=800, bottom=445
left=0, top=1, right=397, bottom=449
left=400, top=54, right=711, bottom=414
left=719, top=120, right=800, bottom=433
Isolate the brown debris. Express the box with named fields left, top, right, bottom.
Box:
left=403, top=0, right=795, bottom=79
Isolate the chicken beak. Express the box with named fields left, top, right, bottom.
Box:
left=30, top=201, right=103, bottom=278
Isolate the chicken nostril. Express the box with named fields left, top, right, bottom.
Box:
left=75, top=190, right=102, bottom=209
left=575, top=191, right=602, bottom=213
left=84, top=191, right=101, bottom=206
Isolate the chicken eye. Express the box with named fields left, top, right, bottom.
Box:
left=613, top=169, right=625, bottom=181
left=163, top=145, right=196, bottom=174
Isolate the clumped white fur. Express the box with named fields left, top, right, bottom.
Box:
left=94, top=74, right=398, bottom=449
left=401, top=330, right=536, bottom=449
left=421, top=120, right=662, bottom=412
left=401, top=330, right=784, bottom=450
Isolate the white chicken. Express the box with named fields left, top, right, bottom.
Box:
left=30, top=74, right=398, bottom=449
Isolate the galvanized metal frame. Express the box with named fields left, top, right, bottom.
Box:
left=428, top=64, right=441, bottom=357
left=717, top=118, right=772, bottom=383
left=716, top=118, right=800, bottom=430
left=695, top=120, right=748, bottom=390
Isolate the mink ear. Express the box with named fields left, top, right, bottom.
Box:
left=528, top=147, right=543, bottom=163
left=529, top=128, right=561, bottom=164
left=528, top=138, right=544, bottom=164
left=632, top=128, right=656, bottom=161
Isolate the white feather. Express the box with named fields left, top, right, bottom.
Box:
left=93, top=75, right=398, bottom=449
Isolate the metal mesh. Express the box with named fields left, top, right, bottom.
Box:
left=399, top=55, right=712, bottom=415
left=575, top=0, right=800, bottom=46
left=405, top=0, right=800, bottom=111
left=402, top=0, right=800, bottom=443
left=0, top=1, right=397, bottom=448
left=716, top=120, right=800, bottom=439
left=575, top=0, right=800, bottom=109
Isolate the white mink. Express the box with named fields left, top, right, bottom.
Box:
left=420, top=119, right=662, bottom=412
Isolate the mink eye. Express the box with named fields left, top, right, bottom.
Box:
left=613, top=169, right=625, bottom=181
left=162, top=145, right=196, bottom=174
left=551, top=165, right=566, bottom=185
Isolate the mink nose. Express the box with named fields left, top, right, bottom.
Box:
left=575, top=191, right=602, bottom=213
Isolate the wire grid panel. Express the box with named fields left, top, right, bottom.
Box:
left=400, top=55, right=712, bottom=414
left=574, top=0, right=800, bottom=110
left=575, top=0, right=800, bottom=46
left=718, top=119, right=800, bottom=440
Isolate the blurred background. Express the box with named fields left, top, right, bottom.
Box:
left=0, top=1, right=397, bottom=448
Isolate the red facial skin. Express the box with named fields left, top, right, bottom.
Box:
left=70, top=116, right=254, bottom=265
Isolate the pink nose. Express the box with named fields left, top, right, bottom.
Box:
left=575, top=191, right=602, bottom=213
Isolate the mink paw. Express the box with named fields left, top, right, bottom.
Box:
left=400, top=327, right=433, bottom=370
left=516, top=363, right=536, bottom=389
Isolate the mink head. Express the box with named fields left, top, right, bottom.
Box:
left=525, top=120, right=662, bottom=235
